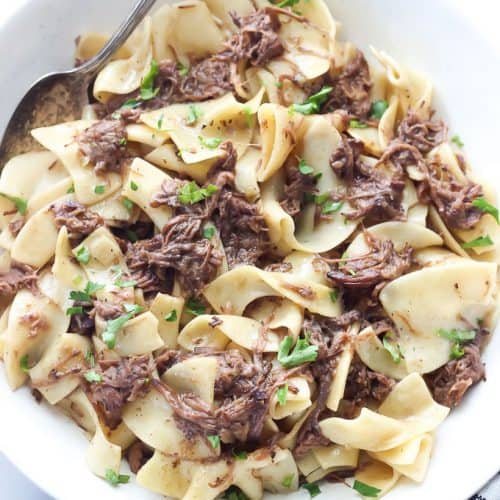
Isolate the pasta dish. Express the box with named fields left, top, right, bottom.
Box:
left=0, top=0, right=498, bottom=498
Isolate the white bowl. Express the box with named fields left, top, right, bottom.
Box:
left=0, top=1, right=499, bottom=499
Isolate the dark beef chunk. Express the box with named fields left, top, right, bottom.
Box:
left=127, top=441, right=153, bottom=474
left=397, top=111, right=447, bottom=155
left=151, top=177, right=186, bottom=210
left=425, top=344, right=485, bottom=407
left=0, top=261, right=37, bottom=296
left=418, top=159, right=484, bottom=230
left=327, top=233, right=413, bottom=295
left=330, top=135, right=406, bottom=223
left=226, top=8, right=284, bottom=66
left=87, top=355, right=155, bottom=429
left=93, top=300, right=122, bottom=321
left=323, top=50, right=372, bottom=117
left=77, top=120, right=128, bottom=174
left=343, top=357, right=395, bottom=411
left=214, top=349, right=260, bottom=399
left=280, top=159, right=318, bottom=219
left=154, top=348, right=186, bottom=375
left=51, top=200, right=104, bottom=239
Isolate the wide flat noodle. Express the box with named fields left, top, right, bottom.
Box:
left=203, top=265, right=341, bottom=317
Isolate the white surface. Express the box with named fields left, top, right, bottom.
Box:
left=0, top=1, right=499, bottom=499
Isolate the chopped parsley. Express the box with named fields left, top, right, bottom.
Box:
left=114, top=277, right=137, bottom=289
left=290, top=86, right=333, bottom=115
left=203, top=225, right=216, bottom=239
left=105, top=469, right=130, bottom=487
left=278, top=335, right=318, bottom=368
left=298, top=159, right=315, bottom=175
left=85, top=350, right=96, bottom=367
left=102, top=304, right=144, bottom=349
left=353, top=480, right=381, bottom=497
left=84, top=370, right=103, bottom=383
left=66, top=306, right=84, bottom=316
left=186, top=105, right=202, bottom=125
left=186, top=298, right=206, bottom=316
left=222, top=486, right=249, bottom=500
left=382, top=332, right=402, bottom=364
left=370, top=99, right=389, bottom=119
left=198, top=135, right=222, bottom=149
left=302, top=482, right=321, bottom=497
left=67, top=184, right=75, bottom=194
left=122, top=197, right=134, bottom=213
left=282, top=474, right=294, bottom=488
left=207, top=435, right=220, bottom=448
left=322, top=200, right=344, bottom=215
left=451, top=135, right=464, bottom=148
left=94, top=185, right=106, bottom=194
left=177, top=61, right=190, bottom=77
left=461, top=235, right=494, bottom=248
left=242, top=106, right=253, bottom=127
left=164, top=310, right=177, bottom=322
left=0, top=193, right=28, bottom=215
left=329, top=289, right=339, bottom=303
left=472, top=197, right=499, bottom=224
left=130, top=180, right=139, bottom=191
left=275, top=0, right=301, bottom=7
left=20, top=354, right=30, bottom=373
left=69, top=281, right=104, bottom=303
left=437, top=328, right=476, bottom=360
left=140, top=59, right=160, bottom=100
left=121, top=98, right=141, bottom=109
left=276, top=384, right=288, bottom=406
left=157, top=114, right=164, bottom=130
left=232, top=450, right=248, bottom=460
left=119, top=137, right=127, bottom=146
left=349, top=119, right=369, bottom=129
left=75, top=246, right=91, bottom=264
left=178, top=181, right=218, bottom=205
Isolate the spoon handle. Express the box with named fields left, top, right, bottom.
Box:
left=76, top=0, right=157, bottom=75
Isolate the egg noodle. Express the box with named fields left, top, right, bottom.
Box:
left=0, top=1, right=498, bottom=498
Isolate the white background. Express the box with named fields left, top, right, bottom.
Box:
left=0, top=0, right=499, bottom=499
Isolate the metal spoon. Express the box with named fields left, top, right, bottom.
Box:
left=0, top=0, right=157, bottom=167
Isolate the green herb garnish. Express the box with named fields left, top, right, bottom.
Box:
left=94, top=185, right=106, bottom=194
left=177, top=62, right=190, bottom=77
left=69, top=281, right=104, bottom=303
left=126, top=229, right=138, bottom=243
left=130, top=181, right=139, bottom=191
left=222, top=486, right=249, bottom=500
left=66, top=306, right=84, bottom=316
left=186, top=105, right=202, bottom=125
left=203, top=225, right=216, bottom=239
left=290, top=86, right=333, bottom=115
left=75, top=246, right=91, bottom=264
left=353, top=480, right=381, bottom=498
left=140, top=59, right=160, bottom=100
left=232, top=450, right=248, bottom=460
left=85, top=350, right=96, bottom=367
left=178, top=181, right=218, bottom=205
left=121, top=99, right=141, bottom=109
left=370, top=99, right=389, bottom=119
left=164, top=310, right=177, bottom=322
left=115, top=278, right=137, bottom=289
left=157, top=114, right=164, bottom=130
left=198, top=135, right=222, bottom=149
left=382, top=332, right=402, bottom=364
left=276, top=384, right=288, bottom=406
left=282, top=474, right=294, bottom=488
left=186, top=298, right=206, bottom=316
left=0, top=193, right=28, bottom=215
left=322, top=200, right=344, bottom=215
left=278, top=336, right=318, bottom=368
left=67, top=184, right=75, bottom=194
left=472, top=197, right=499, bottom=224
left=207, top=435, right=220, bottom=449
left=437, top=328, right=476, bottom=360
left=298, top=159, right=315, bottom=175
left=329, top=289, right=339, bottom=303
left=349, top=119, right=369, bottom=129
left=461, top=235, right=494, bottom=248
left=102, top=304, right=144, bottom=349
left=105, top=469, right=130, bottom=487
left=84, top=370, right=103, bottom=383
left=451, top=135, right=464, bottom=148
left=122, top=197, right=134, bottom=213
left=302, top=482, right=321, bottom=497
left=20, top=354, right=30, bottom=373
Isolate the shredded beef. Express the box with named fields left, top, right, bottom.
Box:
left=418, top=158, right=484, bottom=230
left=93, top=300, right=122, bottom=321
left=425, top=344, right=485, bottom=407
left=214, top=349, right=260, bottom=398
left=330, top=135, right=406, bottom=223
left=87, top=355, right=155, bottom=429
left=343, top=357, right=395, bottom=410
left=0, top=261, right=37, bottom=296
left=154, top=348, right=186, bottom=375
left=8, top=218, right=24, bottom=236
left=397, top=111, right=447, bottom=155
left=280, top=160, right=318, bottom=218
left=323, top=51, right=372, bottom=117
left=127, top=441, right=153, bottom=474
left=327, top=233, right=413, bottom=295
left=51, top=200, right=103, bottom=238
left=77, top=119, right=128, bottom=174
left=226, top=9, right=284, bottom=66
